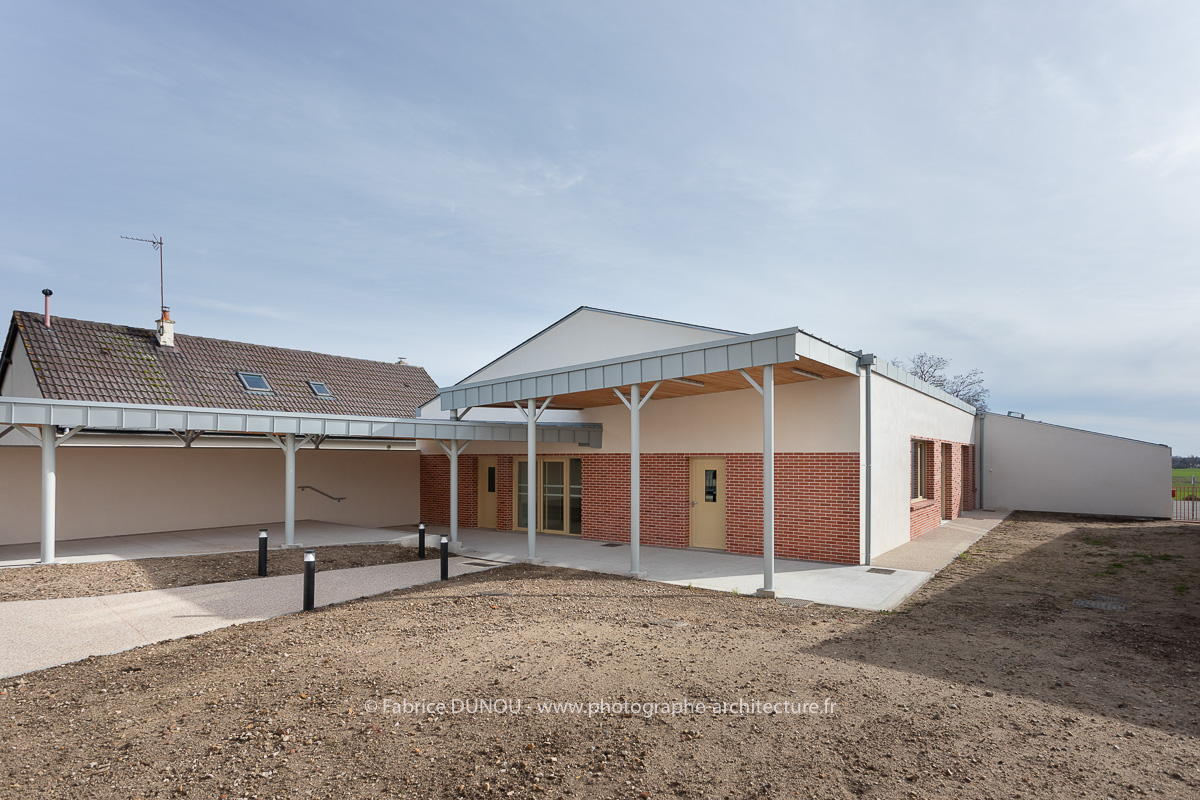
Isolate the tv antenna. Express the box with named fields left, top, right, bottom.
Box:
left=121, top=235, right=165, bottom=314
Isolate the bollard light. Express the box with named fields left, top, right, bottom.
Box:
left=418, top=522, right=426, bottom=559
left=303, top=549, right=316, bottom=611
left=258, top=529, right=268, bottom=577
left=440, top=535, right=449, bottom=581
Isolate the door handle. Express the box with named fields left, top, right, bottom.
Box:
left=690, top=501, right=696, bottom=508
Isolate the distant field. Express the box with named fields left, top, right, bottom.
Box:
left=1174, top=468, right=1200, bottom=481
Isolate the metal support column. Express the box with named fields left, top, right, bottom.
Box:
left=738, top=367, right=776, bottom=596
left=41, top=424, right=56, bottom=565
left=526, top=398, right=537, bottom=560
left=761, top=364, right=775, bottom=594
left=437, top=438, right=470, bottom=544
left=514, top=397, right=552, bottom=561
left=614, top=381, right=661, bottom=575
left=284, top=432, right=296, bottom=546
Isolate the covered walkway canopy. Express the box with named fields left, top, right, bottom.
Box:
left=0, top=396, right=602, bottom=563
left=437, top=327, right=863, bottom=593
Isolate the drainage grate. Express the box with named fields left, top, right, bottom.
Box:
left=465, top=561, right=499, bottom=567
left=601, top=542, right=623, bottom=548
left=867, top=567, right=896, bottom=575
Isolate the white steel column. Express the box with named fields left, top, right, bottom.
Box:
left=613, top=381, right=661, bottom=575
left=437, top=438, right=470, bottom=544
left=761, top=364, right=775, bottom=594
left=526, top=397, right=537, bottom=560
left=284, top=432, right=297, bottom=546
left=630, top=383, right=641, bottom=573
left=41, top=424, right=56, bottom=564
left=449, top=437, right=460, bottom=545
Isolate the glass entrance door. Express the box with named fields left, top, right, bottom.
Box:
left=517, top=458, right=583, bottom=535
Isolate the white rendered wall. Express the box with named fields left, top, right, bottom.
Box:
left=419, top=309, right=739, bottom=420
left=981, top=414, right=1171, bottom=518
left=0, top=446, right=421, bottom=546
left=869, top=372, right=977, bottom=559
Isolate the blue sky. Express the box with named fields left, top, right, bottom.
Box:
left=2, top=1, right=1198, bottom=453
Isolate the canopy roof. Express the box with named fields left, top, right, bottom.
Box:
left=439, top=327, right=860, bottom=411
left=0, top=396, right=603, bottom=447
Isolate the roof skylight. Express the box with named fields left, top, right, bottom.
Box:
left=308, top=381, right=333, bottom=398
left=237, top=372, right=272, bottom=393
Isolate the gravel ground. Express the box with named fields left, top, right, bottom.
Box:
left=0, top=512, right=1197, bottom=799
left=0, top=544, right=445, bottom=601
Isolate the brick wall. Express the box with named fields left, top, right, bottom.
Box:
left=423, top=451, right=861, bottom=564
left=909, top=438, right=975, bottom=539
left=419, top=453, right=479, bottom=527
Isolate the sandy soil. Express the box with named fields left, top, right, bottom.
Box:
left=0, top=512, right=1197, bottom=799
left=0, top=544, right=447, bottom=602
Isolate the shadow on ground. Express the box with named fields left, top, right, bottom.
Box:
left=804, top=511, right=1200, bottom=737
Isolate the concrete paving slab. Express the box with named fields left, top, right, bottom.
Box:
left=396, top=522, right=1001, bottom=612
left=0, top=557, right=501, bottom=678
left=872, top=509, right=1010, bottom=572
left=0, top=520, right=409, bottom=568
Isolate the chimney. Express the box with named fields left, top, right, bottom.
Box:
left=156, top=307, right=175, bottom=347
left=42, top=289, right=53, bottom=327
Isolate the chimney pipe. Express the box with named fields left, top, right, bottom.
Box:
left=41, top=289, right=53, bottom=327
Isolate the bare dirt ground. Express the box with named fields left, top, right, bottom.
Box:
left=0, top=544, right=443, bottom=602
left=1, top=512, right=1197, bottom=799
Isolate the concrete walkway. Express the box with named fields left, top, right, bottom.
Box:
left=0, top=520, right=409, bottom=567
left=401, top=508, right=1009, bottom=612
left=0, top=557, right=501, bottom=678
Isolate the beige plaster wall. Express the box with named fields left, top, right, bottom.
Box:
left=0, top=446, right=420, bottom=545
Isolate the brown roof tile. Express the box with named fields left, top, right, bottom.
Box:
left=9, top=311, right=438, bottom=418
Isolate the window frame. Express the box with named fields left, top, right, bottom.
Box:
left=307, top=380, right=334, bottom=398
left=911, top=440, right=930, bottom=501
left=236, top=371, right=273, bottom=393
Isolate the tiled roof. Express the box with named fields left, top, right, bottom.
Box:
left=7, top=311, right=438, bottom=418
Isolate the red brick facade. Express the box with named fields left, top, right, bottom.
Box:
left=421, top=451, right=861, bottom=564
left=909, top=438, right=975, bottom=539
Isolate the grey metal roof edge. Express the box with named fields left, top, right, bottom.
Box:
left=871, top=360, right=978, bottom=415
left=0, top=396, right=603, bottom=447
left=450, top=306, right=748, bottom=389
left=981, top=412, right=1170, bottom=449
left=439, top=327, right=833, bottom=410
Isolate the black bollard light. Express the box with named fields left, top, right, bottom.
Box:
left=439, top=535, right=449, bottom=581
left=303, top=549, right=316, bottom=611
left=258, top=529, right=268, bottom=577
left=418, top=522, right=426, bottom=559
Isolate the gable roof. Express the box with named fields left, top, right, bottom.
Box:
left=452, top=306, right=744, bottom=387
left=3, top=311, right=438, bottom=417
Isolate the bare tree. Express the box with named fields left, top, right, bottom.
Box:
left=891, top=352, right=990, bottom=412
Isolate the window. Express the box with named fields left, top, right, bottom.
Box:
left=237, top=372, right=272, bottom=393
left=308, top=381, right=333, bottom=398
left=911, top=440, right=929, bottom=500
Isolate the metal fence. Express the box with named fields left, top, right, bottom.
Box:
left=1174, top=477, right=1200, bottom=522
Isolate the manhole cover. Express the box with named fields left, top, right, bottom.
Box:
left=601, top=542, right=623, bottom=548
left=867, top=567, right=896, bottom=575
left=1072, top=598, right=1127, bottom=612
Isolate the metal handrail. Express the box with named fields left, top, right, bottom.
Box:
left=298, top=485, right=346, bottom=502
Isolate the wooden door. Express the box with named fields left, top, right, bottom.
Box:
left=477, top=457, right=497, bottom=529
left=689, top=457, right=726, bottom=549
